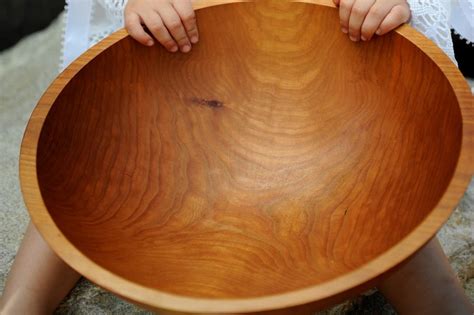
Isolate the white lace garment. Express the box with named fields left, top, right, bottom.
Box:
left=451, top=0, right=474, bottom=44
left=61, top=0, right=467, bottom=69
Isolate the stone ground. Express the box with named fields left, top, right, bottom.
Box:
left=0, top=14, right=473, bottom=314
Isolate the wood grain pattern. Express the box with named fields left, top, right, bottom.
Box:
left=19, top=0, right=473, bottom=314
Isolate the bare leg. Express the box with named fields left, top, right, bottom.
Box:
left=379, top=237, right=473, bottom=315
left=0, top=221, right=81, bottom=315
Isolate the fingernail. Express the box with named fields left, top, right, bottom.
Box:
left=170, top=45, right=178, bottom=52
left=147, top=40, right=154, bottom=46
left=341, top=27, right=348, bottom=34
left=376, top=29, right=382, bottom=35
left=349, top=35, right=359, bottom=42
left=182, top=45, right=191, bottom=53
left=190, top=36, right=198, bottom=44
left=361, top=36, right=367, bottom=41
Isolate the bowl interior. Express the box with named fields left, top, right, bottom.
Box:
left=36, top=1, right=462, bottom=299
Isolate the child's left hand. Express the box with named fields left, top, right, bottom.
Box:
left=333, top=0, right=411, bottom=41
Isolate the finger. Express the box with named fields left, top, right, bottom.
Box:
left=124, top=12, right=154, bottom=46
left=376, top=4, right=410, bottom=36
left=172, top=1, right=199, bottom=44
left=360, top=2, right=393, bottom=41
left=141, top=11, right=178, bottom=52
left=348, top=0, right=375, bottom=41
left=333, top=0, right=341, bottom=6
left=158, top=5, right=192, bottom=53
left=339, top=0, right=356, bottom=34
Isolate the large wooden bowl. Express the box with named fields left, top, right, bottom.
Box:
left=20, top=0, right=473, bottom=314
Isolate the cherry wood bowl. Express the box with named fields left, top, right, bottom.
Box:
left=20, top=0, right=473, bottom=314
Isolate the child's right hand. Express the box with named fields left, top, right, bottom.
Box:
left=124, top=0, right=198, bottom=53
left=333, top=0, right=411, bottom=41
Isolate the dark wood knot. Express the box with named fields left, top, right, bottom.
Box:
left=191, top=97, right=224, bottom=108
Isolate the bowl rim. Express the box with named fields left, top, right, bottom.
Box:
left=19, top=0, right=473, bottom=313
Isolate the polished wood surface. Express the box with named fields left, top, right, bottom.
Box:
left=20, top=0, right=473, bottom=313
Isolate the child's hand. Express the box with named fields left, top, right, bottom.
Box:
left=125, top=0, right=198, bottom=53
left=333, top=0, right=410, bottom=41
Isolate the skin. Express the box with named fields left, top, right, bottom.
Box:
left=125, top=0, right=199, bottom=52
left=1, top=225, right=472, bottom=314
left=333, top=0, right=411, bottom=41
left=378, top=238, right=473, bottom=314
left=124, top=0, right=412, bottom=51
left=0, top=223, right=81, bottom=315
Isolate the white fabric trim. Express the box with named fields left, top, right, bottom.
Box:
left=450, top=0, right=474, bottom=44
left=407, top=0, right=456, bottom=63
left=61, top=0, right=94, bottom=70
